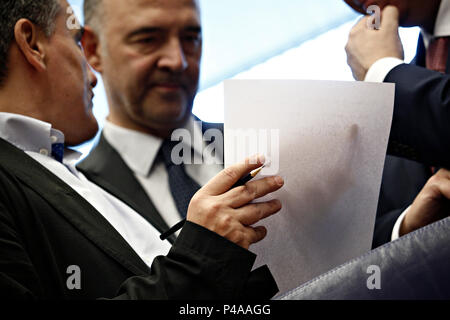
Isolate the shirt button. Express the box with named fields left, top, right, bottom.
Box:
left=50, top=136, right=58, bottom=143
left=39, top=149, right=49, bottom=156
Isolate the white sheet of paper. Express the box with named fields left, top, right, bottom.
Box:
left=224, top=80, right=395, bottom=296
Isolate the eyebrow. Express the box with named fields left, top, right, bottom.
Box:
left=126, top=25, right=202, bottom=39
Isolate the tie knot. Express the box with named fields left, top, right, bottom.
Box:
left=160, top=139, right=182, bottom=168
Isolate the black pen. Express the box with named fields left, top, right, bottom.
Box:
left=159, top=165, right=265, bottom=241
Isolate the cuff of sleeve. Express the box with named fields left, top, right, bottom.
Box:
left=364, top=57, right=405, bottom=83
left=172, top=221, right=259, bottom=298
left=391, top=206, right=410, bottom=241
left=176, top=221, right=257, bottom=263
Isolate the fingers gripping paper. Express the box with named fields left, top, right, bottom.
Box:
left=224, top=80, right=395, bottom=296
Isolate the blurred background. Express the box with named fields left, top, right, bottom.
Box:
left=68, top=0, right=420, bottom=154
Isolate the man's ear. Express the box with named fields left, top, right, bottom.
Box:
left=14, top=19, right=47, bottom=72
left=82, top=26, right=103, bottom=73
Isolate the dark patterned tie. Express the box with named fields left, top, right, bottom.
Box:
left=159, top=140, right=201, bottom=218
left=426, top=37, right=449, bottom=174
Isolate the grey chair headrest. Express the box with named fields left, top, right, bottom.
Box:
left=279, top=217, right=450, bottom=300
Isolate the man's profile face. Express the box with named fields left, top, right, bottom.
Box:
left=45, top=0, right=98, bottom=145
left=98, top=0, right=202, bottom=135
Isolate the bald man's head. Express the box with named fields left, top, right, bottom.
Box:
left=81, top=0, right=203, bottom=137
left=84, top=0, right=200, bottom=34
left=83, top=0, right=103, bottom=33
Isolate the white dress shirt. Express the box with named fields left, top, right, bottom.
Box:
left=365, top=0, right=450, bottom=83
left=0, top=112, right=172, bottom=268
left=102, top=117, right=223, bottom=230
left=364, top=0, right=450, bottom=240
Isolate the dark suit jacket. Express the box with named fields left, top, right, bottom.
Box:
left=373, top=34, right=450, bottom=248
left=0, top=137, right=277, bottom=299
left=78, top=120, right=224, bottom=244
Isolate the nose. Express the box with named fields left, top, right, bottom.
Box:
left=87, top=66, right=98, bottom=89
left=157, top=38, right=188, bottom=72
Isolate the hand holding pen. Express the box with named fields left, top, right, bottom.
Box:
left=160, top=155, right=284, bottom=249
left=160, top=163, right=266, bottom=240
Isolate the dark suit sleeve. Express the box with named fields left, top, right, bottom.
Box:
left=0, top=202, right=42, bottom=300
left=113, top=221, right=278, bottom=300
left=385, top=64, right=450, bottom=167
left=372, top=63, right=448, bottom=248
left=0, top=200, right=277, bottom=300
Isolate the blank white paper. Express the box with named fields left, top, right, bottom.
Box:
left=224, top=79, right=395, bottom=296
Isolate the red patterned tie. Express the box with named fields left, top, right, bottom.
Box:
left=426, top=37, right=450, bottom=73
left=426, top=37, right=449, bottom=174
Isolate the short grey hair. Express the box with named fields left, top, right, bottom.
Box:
left=0, top=0, right=60, bottom=86
left=83, top=0, right=103, bottom=33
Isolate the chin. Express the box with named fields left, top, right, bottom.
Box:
left=164, top=108, right=188, bottom=122
left=144, top=103, right=189, bottom=122
left=66, top=120, right=99, bottom=146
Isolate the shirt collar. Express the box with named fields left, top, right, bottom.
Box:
left=103, top=116, right=204, bottom=176
left=421, top=0, right=450, bottom=47
left=0, top=112, right=81, bottom=163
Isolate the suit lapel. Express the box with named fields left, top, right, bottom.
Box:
left=77, top=120, right=225, bottom=245
left=0, top=138, right=150, bottom=276
left=413, top=33, right=426, bottom=67
left=194, top=114, right=224, bottom=135
left=77, top=134, right=174, bottom=242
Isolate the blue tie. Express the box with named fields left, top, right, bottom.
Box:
left=159, top=140, right=201, bottom=218
left=51, top=143, right=64, bottom=163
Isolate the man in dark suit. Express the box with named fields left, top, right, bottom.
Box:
left=344, top=0, right=450, bottom=247
left=78, top=0, right=229, bottom=242
left=0, top=0, right=284, bottom=299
